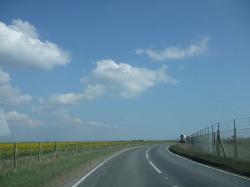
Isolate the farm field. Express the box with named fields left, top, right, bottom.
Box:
left=0, top=141, right=137, bottom=160
left=0, top=140, right=169, bottom=187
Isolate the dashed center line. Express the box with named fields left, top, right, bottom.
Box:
left=148, top=160, right=162, bottom=174
left=146, top=148, right=162, bottom=174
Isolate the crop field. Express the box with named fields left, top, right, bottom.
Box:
left=0, top=141, right=131, bottom=159
left=0, top=140, right=150, bottom=171
left=0, top=140, right=167, bottom=187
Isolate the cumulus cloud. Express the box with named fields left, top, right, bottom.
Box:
left=49, top=92, right=83, bottom=105
left=0, top=107, right=10, bottom=137
left=0, top=19, right=70, bottom=70
left=49, top=59, right=176, bottom=105
left=0, top=67, right=32, bottom=106
left=49, top=84, right=106, bottom=105
left=136, top=37, right=209, bottom=61
left=86, top=59, right=176, bottom=98
left=6, top=111, right=42, bottom=127
left=31, top=105, right=112, bottom=129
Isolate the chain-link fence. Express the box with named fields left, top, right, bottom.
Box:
left=187, top=117, right=250, bottom=162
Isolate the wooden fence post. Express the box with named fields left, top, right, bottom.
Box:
left=39, top=142, right=41, bottom=162
left=66, top=142, right=69, bottom=157
left=13, top=143, right=17, bottom=167
left=53, top=141, right=57, bottom=159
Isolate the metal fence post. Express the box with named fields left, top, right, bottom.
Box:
left=212, top=124, right=215, bottom=154
left=207, top=127, right=210, bottom=153
left=233, top=119, right=238, bottom=160
left=217, top=122, right=220, bottom=157
left=199, top=130, right=201, bottom=150
left=201, top=129, right=204, bottom=152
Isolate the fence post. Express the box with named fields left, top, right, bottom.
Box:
left=202, top=129, right=204, bottom=152
left=205, top=127, right=207, bottom=153
left=30, top=145, right=32, bottom=156
left=66, top=142, right=69, bottom=157
left=207, top=127, right=209, bottom=153
left=53, top=141, right=57, bottom=159
left=212, top=124, right=215, bottom=154
left=233, top=119, right=238, bottom=160
left=13, top=143, right=17, bottom=167
left=39, top=142, right=41, bottom=162
left=75, top=143, right=77, bottom=154
left=199, top=130, right=201, bottom=150
left=216, top=122, right=220, bottom=157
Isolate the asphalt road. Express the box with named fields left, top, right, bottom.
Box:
left=74, top=145, right=250, bottom=187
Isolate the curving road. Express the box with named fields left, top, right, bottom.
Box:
left=73, top=145, right=250, bottom=187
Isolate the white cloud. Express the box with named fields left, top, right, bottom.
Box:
left=86, top=59, right=176, bottom=98
left=82, top=84, right=106, bottom=100
left=136, top=37, right=209, bottom=61
left=0, top=19, right=70, bottom=70
left=49, top=92, right=83, bottom=105
left=49, top=84, right=106, bottom=105
left=0, top=67, right=32, bottom=106
left=6, top=111, right=41, bottom=127
left=49, top=59, right=176, bottom=105
left=0, top=67, right=11, bottom=83
left=0, top=107, right=10, bottom=137
left=87, top=121, right=111, bottom=128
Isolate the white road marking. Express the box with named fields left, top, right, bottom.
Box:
left=146, top=148, right=162, bottom=174
left=72, top=147, right=138, bottom=187
left=149, top=160, right=162, bottom=174
left=167, top=147, right=250, bottom=181
left=164, top=177, right=168, bottom=180
left=146, top=148, right=149, bottom=159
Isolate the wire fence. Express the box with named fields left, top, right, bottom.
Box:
left=0, top=141, right=145, bottom=169
left=187, top=117, right=250, bottom=162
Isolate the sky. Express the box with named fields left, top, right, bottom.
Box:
left=0, top=0, right=250, bottom=141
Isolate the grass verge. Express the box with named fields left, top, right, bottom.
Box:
left=0, top=146, right=130, bottom=187
left=169, top=143, right=250, bottom=177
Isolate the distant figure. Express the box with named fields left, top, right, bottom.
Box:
left=180, top=133, right=186, bottom=143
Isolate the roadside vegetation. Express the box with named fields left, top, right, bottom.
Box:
left=0, top=140, right=168, bottom=187
left=169, top=143, right=250, bottom=177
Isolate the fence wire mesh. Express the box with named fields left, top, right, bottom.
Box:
left=187, top=117, right=250, bottom=162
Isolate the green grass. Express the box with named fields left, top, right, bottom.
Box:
left=0, top=146, right=127, bottom=187
left=0, top=141, right=170, bottom=187
left=169, top=143, right=250, bottom=177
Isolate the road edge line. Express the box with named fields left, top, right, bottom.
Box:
left=167, top=146, right=250, bottom=181
left=72, top=146, right=139, bottom=187
left=146, top=147, right=162, bottom=174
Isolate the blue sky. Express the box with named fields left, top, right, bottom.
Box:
left=0, top=0, right=250, bottom=141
